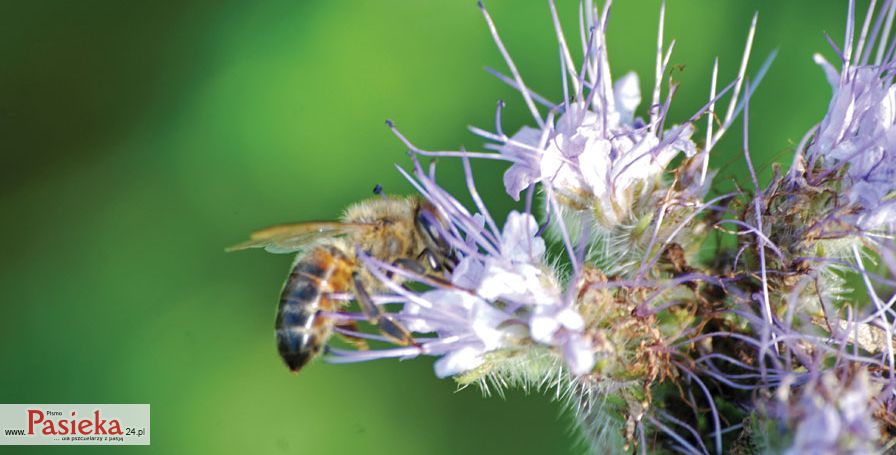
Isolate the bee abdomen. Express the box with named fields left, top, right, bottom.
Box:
left=275, top=246, right=351, bottom=372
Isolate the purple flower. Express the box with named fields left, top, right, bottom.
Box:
left=401, top=288, right=512, bottom=378
left=783, top=369, right=881, bottom=454
left=230, top=0, right=896, bottom=452
left=476, top=1, right=766, bottom=232
left=801, top=1, right=896, bottom=233
left=495, top=56, right=700, bottom=230
left=332, top=158, right=595, bottom=378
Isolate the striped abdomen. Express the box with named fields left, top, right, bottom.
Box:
left=275, top=245, right=354, bottom=372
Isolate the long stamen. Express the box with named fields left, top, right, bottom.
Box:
left=549, top=0, right=581, bottom=97
left=651, top=0, right=666, bottom=130
left=479, top=1, right=544, bottom=128
left=700, top=58, right=719, bottom=185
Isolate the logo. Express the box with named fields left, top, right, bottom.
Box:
left=0, top=404, right=149, bottom=445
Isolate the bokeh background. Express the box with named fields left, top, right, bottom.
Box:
left=0, top=1, right=849, bottom=453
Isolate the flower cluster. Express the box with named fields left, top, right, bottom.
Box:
left=392, top=161, right=594, bottom=377
left=327, top=154, right=594, bottom=381
left=783, top=369, right=881, bottom=454
left=297, top=0, right=896, bottom=452
left=748, top=367, right=882, bottom=454
left=805, top=51, right=896, bottom=233
left=498, top=77, right=697, bottom=224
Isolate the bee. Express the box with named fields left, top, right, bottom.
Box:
left=228, top=195, right=455, bottom=373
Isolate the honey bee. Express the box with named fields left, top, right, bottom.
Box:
left=228, top=195, right=455, bottom=372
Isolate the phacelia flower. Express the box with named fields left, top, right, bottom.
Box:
left=751, top=2, right=896, bottom=358
left=462, top=0, right=773, bottom=278
left=499, top=73, right=698, bottom=226
left=266, top=1, right=896, bottom=453
left=760, top=369, right=883, bottom=455
left=796, top=0, right=896, bottom=234
left=335, top=1, right=778, bottom=451
left=330, top=156, right=595, bottom=379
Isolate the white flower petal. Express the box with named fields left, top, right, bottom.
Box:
left=578, top=138, right=612, bottom=196
left=614, top=72, right=642, bottom=124
left=564, top=335, right=595, bottom=376
left=500, top=126, right=544, bottom=200
left=529, top=314, right=561, bottom=344
left=434, top=346, right=484, bottom=378
left=471, top=301, right=510, bottom=350
left=501, top=212, right=545, bottom=261
left=556, top=307, right=585, bottom=331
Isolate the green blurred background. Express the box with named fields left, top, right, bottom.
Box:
left=0, top=1, right=847, bottom=453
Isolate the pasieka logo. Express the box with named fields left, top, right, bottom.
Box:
left=0, top=404, right=149, bottom=446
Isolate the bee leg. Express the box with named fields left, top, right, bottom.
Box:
left=352, top=272, right=384, bottom=319
left=392, top=258, right=426, bottom=276
left=376, top=315, right=417, bottom=346
left=392, top=251, right=452, bottom=290
left=388, top=258, right=457, bottom=292
left=418, top=248, right=456, bottom=273
left=334, top=320, right=369, bottom=351
left=352, top=272, right=416, bottom=346
left=417, top=249, right=442, bottom=272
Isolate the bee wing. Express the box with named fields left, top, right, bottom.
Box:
left=227, top=222, right=371, bottom=254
